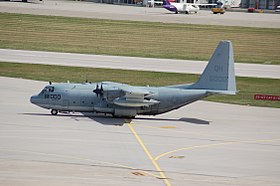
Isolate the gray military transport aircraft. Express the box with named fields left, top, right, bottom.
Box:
left=30, top=41, right=236, bottom=118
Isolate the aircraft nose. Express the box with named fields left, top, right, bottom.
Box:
left=30, top=95, right=38, bottom=104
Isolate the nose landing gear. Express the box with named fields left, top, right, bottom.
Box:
left=51, top=109, right=58, bottom=115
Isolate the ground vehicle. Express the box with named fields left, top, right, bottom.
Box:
left=211, top=7, right=225, bottom=14
left=211, top=1, right=225, bottom=14
left=276, top=6, right=280, bottom=12
left=247, top=7, right=255, bottom=12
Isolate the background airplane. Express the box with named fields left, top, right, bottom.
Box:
left=30, top=41, right=236, bottom=118
left=163, top=0, right=216, bottom=14
left=4, top=0, right=42, bottom=2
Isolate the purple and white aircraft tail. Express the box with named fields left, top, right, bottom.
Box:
left=163, top=0, right=180, bottom=14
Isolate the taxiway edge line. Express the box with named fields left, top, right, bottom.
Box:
left=154, top=138, right=280, bottom=161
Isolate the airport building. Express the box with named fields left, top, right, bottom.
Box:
left=90, top=0, right=280, bottom=9
left=91, top=0, right=141, bottom=4
left=240, top=0, right=280, bottom=9
left=208, top=0, right=279, bottom=9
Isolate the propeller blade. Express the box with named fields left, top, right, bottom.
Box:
left=93, top=83, right=103, bottom=97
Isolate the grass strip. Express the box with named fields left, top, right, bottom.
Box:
left=0, top=12, right=280, bottom=64
left=0, top=62, right=279, bottom=108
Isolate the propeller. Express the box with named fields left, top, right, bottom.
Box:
left=93, top=83, right=104, bottom=97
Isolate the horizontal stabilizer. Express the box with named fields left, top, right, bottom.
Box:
left=206, top=90, right=236, bottom=95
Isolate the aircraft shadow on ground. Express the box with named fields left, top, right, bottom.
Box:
left=135, top=117, right=210, bottom=125
left=21, top=112, right=128, bottom=126
left=81, top=113, right=129, bottom=126
left=84, top=115, right=210, bottom=126
left=22, top=112, right=210, bottom=126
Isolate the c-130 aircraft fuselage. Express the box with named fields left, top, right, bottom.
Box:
left=30, top=41, right=236, bottom=118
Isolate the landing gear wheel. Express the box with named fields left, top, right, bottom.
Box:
left=51, top=109, right=58, bottom=115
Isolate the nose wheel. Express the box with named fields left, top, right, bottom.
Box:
left=51, top=109, right=58, bottom=115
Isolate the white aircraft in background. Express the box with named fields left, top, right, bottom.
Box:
left=163, top=0, right=216, bottom=14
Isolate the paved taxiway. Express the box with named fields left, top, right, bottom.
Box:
left=1, top=0, right=280, bottom=28
left=1, top=49, right=280, bottom=79
left=1, top=76, right=280, bottom=186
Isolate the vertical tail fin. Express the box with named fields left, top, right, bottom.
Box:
left=190, top=41, right=236, bottom=95
left=163, top=0, right=171, bottom=5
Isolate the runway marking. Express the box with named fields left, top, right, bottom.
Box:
left=169, top=156, right=184, bottom=159
left=155, top=138, right=280, bottom=161
left=160, top=126, right=177, bottom=129
left=0, top=148, right=158, bottom=179
left=127, top=122, right=172, bottom=186
left=132, top=172, right=145, bottom=176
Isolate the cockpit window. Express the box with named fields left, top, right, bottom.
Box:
left=48, top=86, right=54, bottom=92
left=39, top=86, right=54, bottom=95
left=39, top=89, right=46, bottom=95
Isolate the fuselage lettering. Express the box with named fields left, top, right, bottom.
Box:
left=214, top=65, right=223, bottom=72
left=210, top=75, right=227, bottom=82
left=45, top=94, right=61, bottom=100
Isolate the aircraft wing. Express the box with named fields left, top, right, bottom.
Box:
left=194, top=3, right=217, bottom=6
left=206, top=90, right=236, bottom=95
left=113, top=94, right=159, bottom=107
left=100, top=82, right=160, bottom=107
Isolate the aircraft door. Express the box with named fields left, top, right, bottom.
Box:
left=62, top=99, right=69, bottom=109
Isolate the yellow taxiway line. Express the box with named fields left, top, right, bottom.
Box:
left=155, top=138, right=280, bottom=161
left=128, top=122, right=172, bottom=186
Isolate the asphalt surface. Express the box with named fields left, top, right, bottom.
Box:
left=1, top=49, right=280, bottom=79
left=1, top=77, right=280, bottom=186
left=1, top=0, right=280, bottom=28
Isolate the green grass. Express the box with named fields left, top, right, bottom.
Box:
left=0, top=13, right=280, bottom=64
left=1, top=62, right=279, bottom=108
